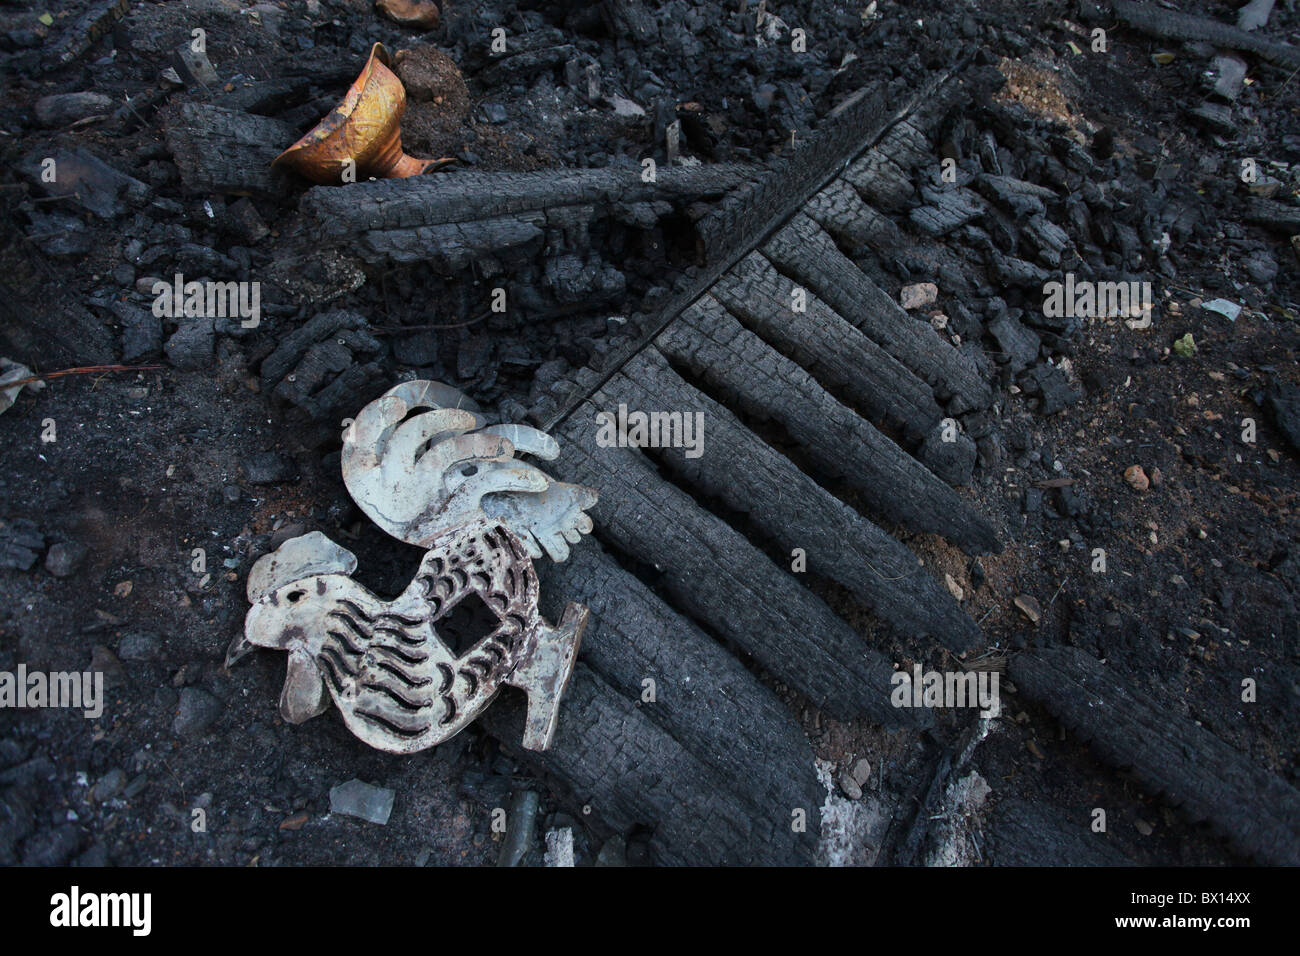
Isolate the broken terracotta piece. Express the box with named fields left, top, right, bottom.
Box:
left=272, top=42, right=453, bottom=184
left=229, top=381, right=599, bottom=753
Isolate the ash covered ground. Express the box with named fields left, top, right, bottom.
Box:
left=0, top=0, right=1298, bottom=866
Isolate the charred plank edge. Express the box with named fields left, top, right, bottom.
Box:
left=708, top=255, right=943, bottom=442
left=1112, top=0, right=1300, bottom=70
left=535, top=59, right=974, bottom=432
left=1010, top=646, right=1300, bottom=866
left=481, top=663, right=813, bottom=865
left=302, top=163, right=753, bottom=235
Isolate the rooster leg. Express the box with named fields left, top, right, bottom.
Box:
left=506, top=603, right=588, bottom=751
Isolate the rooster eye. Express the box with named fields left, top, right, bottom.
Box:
left=287, top=590, right=306, bottom=603
left=460, top=465, right=478, bottom=477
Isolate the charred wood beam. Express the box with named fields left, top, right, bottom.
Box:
left=482, top=664, right=800, bottom=865
left=164, top=103, right=295, bottom=198
left=533, top=543, right=822, bottom=862
left=1010, top=646, right=1300, bottom=865
left=803, top=178, right=904, bottom=253
left=983, top=798, right=1132, bottom=866
left=546, top=395, right=929, bottom=726
left=1112, top=0, right=1300, bottom=70
left=605, top=348, right=983, bottom=651
left=302, top=164, right=751, bottom=237
left=764, top=212, right=992, bottom=415
left=710, top=253, right=945, bottom=447
left=654, top=297, right=1000, bottom=554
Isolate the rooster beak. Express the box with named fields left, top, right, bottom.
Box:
left=225, top=632, right=257, bottom=669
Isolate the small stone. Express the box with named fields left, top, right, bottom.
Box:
left=44, top=541, right=87, bottom=578
left=91, top=768, right=127, bottom=802
left=1134, top=818, right=1154, bottom=836
left=851, top=758, right=871, bottom=787
left=1124, top=464, right=1150, bottom=491
left=172, top=687, right=222, bottom=738
left=279, top=811, right=309, bottom=831
left=944, top=573, right=964, bottom=602
left=1014, top=594, right=1042, bottom=624
left=122, top=773, right=149, bottom=799
left=900, top=282, right=939, bottom=311
left=482, top=103, right=507, bottom=124
left=377, top=0, right=440, bottom=30
left=609, top=95, right=645, bottom=117
left=118, top=631, right=162, bottom=662
left=838, top=770, right=863, bottom=800
left=89, top=645, right=125, bottom=689
left=329, top=779, right=394, bottom=824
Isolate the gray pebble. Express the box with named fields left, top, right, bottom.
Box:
left=91, top=768, right=127, bottom=802
left=118, top=631, right=162, bottom=662
left=172, top=687, right=222, bottom=738
left=44, top=541, right=87, bottom=578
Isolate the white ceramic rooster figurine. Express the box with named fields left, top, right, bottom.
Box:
left=226, top=381, right=598, bottom=752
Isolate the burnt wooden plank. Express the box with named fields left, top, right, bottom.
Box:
left=655, top=296, right=1000, bottom=555
left=764, top=212, right=992, bottom=414
left=0, top=221, right=114, bottom=367
left=841, top=117, right=932, bottom=210
left=540, top=544, right=821, bottom=845
left=1010, top=646, right=1300, bottom=865
left=710, top=252, right=943, bottom=444
left=550, top=402, right=927, bottom=726
left=302, top=164, right=751, bottom=237
left=482, top=664, right=807, bottom=865
left=609, top=348, right=983, bottom=651
left=164, top=103, right=295, bottom=197
left=1113, top=0, right=1300, bottom=70
left=804, top=177, right=903, bottom=253
left=983, top=798, right=1132, bottom=866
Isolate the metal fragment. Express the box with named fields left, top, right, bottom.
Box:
left=230, top=381, right=597, bottom=753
